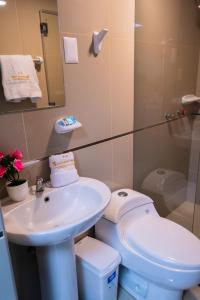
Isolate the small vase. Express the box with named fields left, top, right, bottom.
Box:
left=6, top=180, right=29, bottom=202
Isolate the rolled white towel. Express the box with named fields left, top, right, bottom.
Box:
left=50, top=168, right=79, bottom=188
left=49, top=152, right=79, bottom=188
left=49, top=152, right=75, bottom=169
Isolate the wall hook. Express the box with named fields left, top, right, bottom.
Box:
left=92, top=28, right=108, bottom=55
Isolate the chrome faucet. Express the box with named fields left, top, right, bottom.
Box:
left=36, top=177, right=44, bottom=193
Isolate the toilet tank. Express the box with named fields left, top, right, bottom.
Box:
left=141, top=169, right=187, bottom=215
left=103, top=189, right=153, bottom=223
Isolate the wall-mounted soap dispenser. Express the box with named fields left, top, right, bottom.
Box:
left=55, top=116, right=82, bottom=134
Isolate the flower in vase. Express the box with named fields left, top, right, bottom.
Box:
left=0, top=150, right=24, bottom=186
left=0, top=152, right=4, bottom=162
left=13, top=159, right=24, bottom=172
left=11, top=150, right=23, bottom=160
left=0, top=165, right=6, bottom=178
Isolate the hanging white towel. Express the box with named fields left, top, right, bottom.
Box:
left=0, top=55, right=42, bottom=103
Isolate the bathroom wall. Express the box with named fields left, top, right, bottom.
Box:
left=0, top=0, right=134, bottom=194
left=0, top=1, right=134, bottom=299
left=133, top=0, right=200, bottom=232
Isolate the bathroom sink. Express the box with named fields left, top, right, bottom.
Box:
left=2, top=177, right=111, bottom=300
left=3, top=177, right=111, bottom=246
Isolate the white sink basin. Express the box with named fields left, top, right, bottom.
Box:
left=2, top=177, right=111, bottom=300
left=3, top=177, right=110, bottom=247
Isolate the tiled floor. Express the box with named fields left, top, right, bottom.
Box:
left=184, top=286, right=200, bottom=300
left=118, top=286, right=200, bottom=300
left=118, top=287, right=136, bottom=300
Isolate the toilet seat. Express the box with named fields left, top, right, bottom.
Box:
left=124, top=215, right=200, bottom=270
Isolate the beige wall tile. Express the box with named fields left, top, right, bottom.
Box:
left=134, top=42, right=165, bottom=129
left=196, top=53, right=200, bottom=96
left=110, top=38, right=134, bottom=135
left=108, top=0, right=134, bottom=39
left=0, top=113, right=28, bottom=160
left=178, top=0, right=200, bottom=46
left=58, top=0, right=109, bottom=34
left=176, top=45, right=199, bottom=93
left=162, top=45, right=179, bottom=113
left=135, top=0, right=181, bottom=44
left=74, top=141, right=113, bottom=189
left=23, top=106, right=70, bottom=159
left=62, top=34, right=111, bottom=145
left=135, top=0, right=200, bottom=131
left=0, top=0, right=22, bottom=54
left=16, top=0, right=56, bottom=55
left=112, top=134, right=133, bottom=190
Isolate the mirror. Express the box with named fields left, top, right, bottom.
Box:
left=0, top=0, right=65, bottom=114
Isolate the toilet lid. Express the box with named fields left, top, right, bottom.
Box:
left=125, top=215, right=200, bottom=270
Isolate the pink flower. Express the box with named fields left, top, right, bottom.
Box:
left=13, top=159, right=24, bottom=172
left=0, top=152, right=4, bottom=162
left=11, top=150, right=23, bottom=160
left=0, top=165, right=6, bottom=178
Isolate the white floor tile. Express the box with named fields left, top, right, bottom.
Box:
left=118, top=287, right=136, bottom=300
left=118, top=286, right=200, bottom=300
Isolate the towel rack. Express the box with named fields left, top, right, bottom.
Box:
left=33, top=56, right=44, bottom=65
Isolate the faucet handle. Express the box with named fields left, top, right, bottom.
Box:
left=36, top=176, right=43, bottom=181
left=36, top=177, right=44, bottom=193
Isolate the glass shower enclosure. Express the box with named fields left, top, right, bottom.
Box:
left=133, top=0, right=200, bottom=238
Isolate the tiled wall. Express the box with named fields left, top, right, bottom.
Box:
left=0, top=0, right=135, bottom=198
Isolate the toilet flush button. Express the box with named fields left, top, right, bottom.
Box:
left=118, top=191, right=128, bottom=197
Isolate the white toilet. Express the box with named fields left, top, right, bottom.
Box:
left=95, top=189, right=200, bottom=300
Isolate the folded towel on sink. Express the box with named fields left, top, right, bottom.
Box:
left=49, top=152, right=75, bottom=169
left=49, top=152, right=79, bottom=188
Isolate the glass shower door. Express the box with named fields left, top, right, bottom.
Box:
left=133, top=0, right=200, bottom=236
